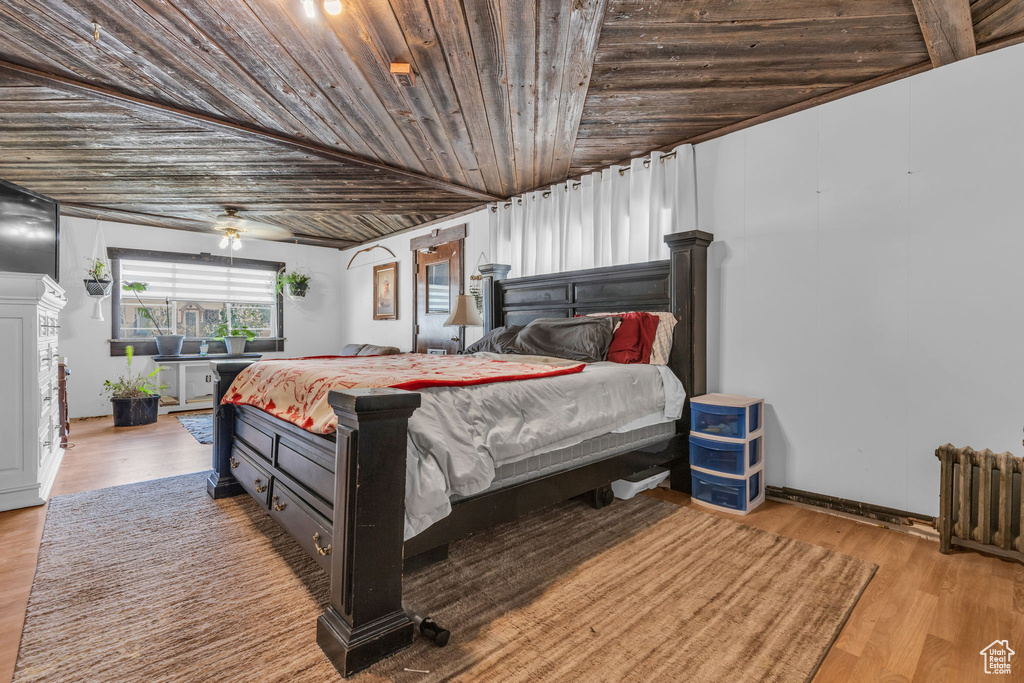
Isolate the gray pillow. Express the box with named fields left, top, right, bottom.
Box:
left=465, top=325, right=523, bottom=354
left=508, top=317, right=617, bottom=363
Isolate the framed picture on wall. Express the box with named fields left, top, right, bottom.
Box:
left=373, top=261, right=398, bottom=320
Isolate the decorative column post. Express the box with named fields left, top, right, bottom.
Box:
left=664, top=230, right=714, bottom=492
left=317, top=387, right=421, bottom=677
left=478, top=263, right=511, bottom=333
left=207, top=360, right=255, bottom=499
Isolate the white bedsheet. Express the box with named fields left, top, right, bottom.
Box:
left=403, top=359, right=685, bottom=538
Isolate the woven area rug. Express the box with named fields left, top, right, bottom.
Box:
left=175, top=411, right=213, bottom=444
left=15, top=473, right=875, bottom=683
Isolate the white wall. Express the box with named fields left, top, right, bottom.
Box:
left=338, top=209, right=491, bottom=351
left=59, top=217, right=347, bottom=418
left=697, top=43, right=1024, bottom=516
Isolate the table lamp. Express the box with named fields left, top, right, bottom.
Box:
left=444, top=294, right=483, bottom=353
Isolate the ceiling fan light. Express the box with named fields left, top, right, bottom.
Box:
left=232, top=236, right=243, bottom=251
left=323, top=0, right=342, bottom=15
left=219, top=234, right=230, bottom=249
left=301, top=0, right=315, bottom=18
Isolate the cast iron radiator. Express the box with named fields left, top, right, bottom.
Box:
left=935, top=444, right=1024, bottom=561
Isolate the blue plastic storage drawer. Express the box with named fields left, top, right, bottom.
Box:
left=691, top=469, right=762, bottom=513
left=689, top=435, right=762, bottom=476
left=691, top=403, right=748, bottom=439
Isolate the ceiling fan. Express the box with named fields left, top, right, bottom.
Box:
left=212, top=208, right=292, bottom=250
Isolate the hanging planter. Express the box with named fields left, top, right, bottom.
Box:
left=276, top=270, right=312, bottom=300
left=83, top=257, right=112, bottom=295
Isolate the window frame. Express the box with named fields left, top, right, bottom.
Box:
left=107, top=247, right=285, bottom=357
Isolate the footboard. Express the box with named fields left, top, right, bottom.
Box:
left=208, top=362, right=420, bottom=677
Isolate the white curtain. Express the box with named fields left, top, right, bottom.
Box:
left=490, top=144, right=697, bottom=277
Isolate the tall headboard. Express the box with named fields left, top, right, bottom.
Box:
left=479, top=230, right=713, bottom=402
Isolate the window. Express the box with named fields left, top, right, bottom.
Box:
left=108, top=248, right=284, bottom=356
left=426, top=262, right=450, bottom=314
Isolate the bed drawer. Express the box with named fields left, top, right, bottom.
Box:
left=234, top=415, right=274, bottom=463
left=268, top=480, right=333, bottom=572
left=230, top=447, right=272, bottom=507
left=276, top=439, right=334, bottom=505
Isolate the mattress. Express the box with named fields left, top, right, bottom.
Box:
left=400, top=358, right=685, bottom=539
left=450, top=420, right=676, bottom=501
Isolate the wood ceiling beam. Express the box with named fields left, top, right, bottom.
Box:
left=0, top=59, right=502, bottom=204
left=911, top=0, right=977, bottom=66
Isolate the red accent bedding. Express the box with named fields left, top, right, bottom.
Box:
left=222, top=354, right=585, bottom=435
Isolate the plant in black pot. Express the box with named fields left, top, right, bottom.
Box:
left=276, top=270, right=312, bottom=299
left=122, top=281, right=185, bottom=356
left=214, top=323, right=255, bottom=355
left=103, top=345, right=166, bottom=427
left=83, top=257, right=112, bottom=296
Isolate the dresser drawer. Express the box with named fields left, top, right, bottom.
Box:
left=37, top=342, right=59, bottom=374
left=38, top=378, right=56, bottom=418
left=229, top=447, right=272, bottom=507
left=268, top=480, right=333, bottom=572
left=38, top=416, right=59, bottom=457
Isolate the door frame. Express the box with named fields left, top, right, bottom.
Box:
left=410, top=224, right=467, bottom=353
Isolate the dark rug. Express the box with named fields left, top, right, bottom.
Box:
left=15, top=473, right=876, bottom=682
left=176, top=411, right=213, bottom=444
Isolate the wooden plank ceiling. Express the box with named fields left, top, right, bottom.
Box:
left=0, top=0, right=1023, bottom=247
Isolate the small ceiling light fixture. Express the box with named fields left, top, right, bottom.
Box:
left=323, top=0, right=342, bottom=15
left=390, top=62, right=415, bottom=87
left=301, top=0, right=316, bottom=17
left=219, top=227, right=243, bottom=251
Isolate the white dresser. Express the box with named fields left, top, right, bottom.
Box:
left=0, top=272, right=67, bottom=511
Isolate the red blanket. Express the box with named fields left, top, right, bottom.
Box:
left=222, top=354, right=585, bottom=434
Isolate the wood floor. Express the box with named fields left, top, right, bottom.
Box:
left=0, top=414, right=209, bottom=683
left=0, top=417, right=1017, bottom=682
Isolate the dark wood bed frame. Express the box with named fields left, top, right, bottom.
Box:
left=207, top=230, right=712, bottom=677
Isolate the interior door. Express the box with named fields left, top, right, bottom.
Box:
left=414, top=240, right=463, bottom=354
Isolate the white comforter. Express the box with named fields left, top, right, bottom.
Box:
left=403, top=358, right=685, bottom=538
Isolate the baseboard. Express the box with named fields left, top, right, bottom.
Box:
left=0, top=483, right=45, bottom=512
left=766, top=486, right=934, bottom=527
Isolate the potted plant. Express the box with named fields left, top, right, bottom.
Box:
left=84, top=257, right=112, bottom=296
left=214, top=323, right=255, bottom=355
left=276, top=271, right=312, bottom=298
left=122, top=281, right=185, bottom=356
left=103, top=345, right=166, bottom=427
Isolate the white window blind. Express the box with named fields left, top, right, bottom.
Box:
left=120, top=259, right=276, bottom=304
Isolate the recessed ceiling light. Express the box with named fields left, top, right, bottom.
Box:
left=324, top=0, right=342, bottom=15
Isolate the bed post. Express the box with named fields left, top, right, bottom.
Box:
left=479, top=263, right=510, bottom=333
left=207, top=360, right=255, bottom=499
left=317, top=388, right=421, bottom=677
left=665, top=230, right=713, bottom=492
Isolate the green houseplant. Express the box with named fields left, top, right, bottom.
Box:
left=122, top=281, right=185, bottom=356
left=276, top=271, right=311, bottom=298
left=103, top=345, right=166, bottom=427
left=84, top=257, right=113, bottom=296
left=214, top=323, right=255, bottom=355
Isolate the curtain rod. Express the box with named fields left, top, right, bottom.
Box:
left=489, top=149, right=682, bottom=210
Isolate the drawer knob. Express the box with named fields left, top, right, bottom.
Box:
left=229, top=456, right=239, bottom=468
left=272, top=495, right=286, bottom=512
left=313, top=532, right=332, bottom=556
left=41, top=440, right=51, bottom=447
left=254, top=477, right=267, bottom=493
left=42, top=396, right=52, bottom=403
